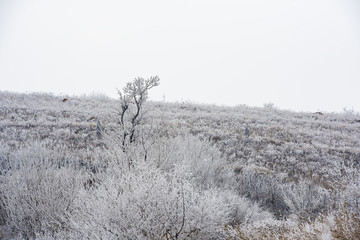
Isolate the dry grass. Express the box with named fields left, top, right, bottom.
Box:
left=225, top=204, right=360, bottom=240
left=225, top=219, right=322, bottom=240
left=331, top=206, right=360, bottom=240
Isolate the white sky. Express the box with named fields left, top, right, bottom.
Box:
left=1, top=0, right=360, bottom=113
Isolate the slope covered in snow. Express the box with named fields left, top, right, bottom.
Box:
left=1, top=91, right=359, bottom=239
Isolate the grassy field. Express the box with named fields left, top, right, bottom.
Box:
left=1, top=91, right=359, bottom=239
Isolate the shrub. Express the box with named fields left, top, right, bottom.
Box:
left=281, top=180, right=331, bottom=219
left=0, top=144, right=85, bottom=239
left=148, top=135, right=227, bottom=188
left=231, top=166, right=290, bottom=219
left=71, top=162, right=231, bottom=239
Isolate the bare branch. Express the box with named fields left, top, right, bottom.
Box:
left=175, top=184, right=186, bottom=239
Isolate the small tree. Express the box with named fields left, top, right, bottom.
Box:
left=117, top=76, right=160, bottom=154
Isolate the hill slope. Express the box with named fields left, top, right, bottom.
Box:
left=1, top=91, right=359, bottom=239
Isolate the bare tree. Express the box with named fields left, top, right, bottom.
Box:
left=117, top=76, right=160, bottom=153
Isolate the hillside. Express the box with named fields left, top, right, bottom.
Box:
left=1, top=91, right=360, bottom=239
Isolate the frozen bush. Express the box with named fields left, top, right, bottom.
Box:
left=335, top=172, right=360, bottom=212
left=281, top=180, right=331, bottom=219
left=71, top=162, right=231, bottom=239
left=1, top=165, right=84, bottom=239
left=0, top=143, right=85, bottom=239
left=224, top=191, right=273, bottom=225
left=105, top=131, right=228, bottom=188
left=231, top=166, right=290, bottom=219
left=148, top=134, right=228, bottom=188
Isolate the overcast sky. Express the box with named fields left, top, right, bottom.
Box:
left=1, top=0, right=359, bottom=113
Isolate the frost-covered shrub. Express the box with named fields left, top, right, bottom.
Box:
left=0, top=143, right=87, bottom=239
left=1, top=156, right=84, bottom=239
left=225, top=192, right=274, bottom=225
left=72, top=162, right=231, bottom=239
left=148, top=135, right=228, bottom=188
left=2, top=167, right=83, bottom=239
left=281, top=180, right=331, bottom=219
left=105, top=131, right=228, bottom=188
left=335, top=172, right=360, bottom=213
left=0, top=142, right=11, bottom=176
left=231, top=166, right=331, bottom=220
left=231, top=166, right=290, bottom=219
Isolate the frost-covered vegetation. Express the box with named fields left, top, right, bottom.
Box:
left=0, top=89, right=360, bottom=239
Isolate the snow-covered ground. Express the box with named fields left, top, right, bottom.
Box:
left=1, top=91, right=359, bottom=239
